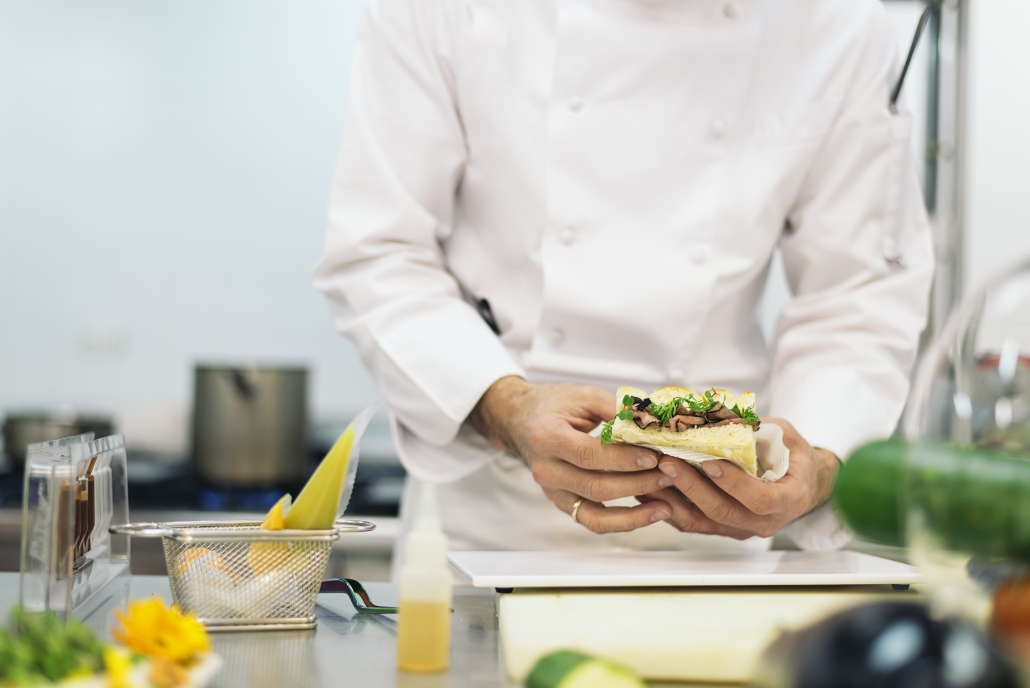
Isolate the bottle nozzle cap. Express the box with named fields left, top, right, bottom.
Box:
left=415, top=481, right=442, bottom=532
left=405, top=481, right=448, bottom=568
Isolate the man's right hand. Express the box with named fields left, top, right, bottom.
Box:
left=468, top=376, right=672, bottom=533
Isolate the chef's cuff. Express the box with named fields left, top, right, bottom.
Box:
left=769, top=367, right=906, bottom=462
left=391, top=414, right=505, bottom=484
left=781, top=502, right=852, bottom=552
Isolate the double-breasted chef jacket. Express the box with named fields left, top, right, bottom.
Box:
left=314, top=0, right=934, bottom=555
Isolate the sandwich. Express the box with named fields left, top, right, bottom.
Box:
left=600, top=386, right=762, bottom=476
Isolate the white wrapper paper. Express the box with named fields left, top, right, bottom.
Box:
left=635, top=423, right=790, bottom=482
left=591, top=422, right=791, bottom=483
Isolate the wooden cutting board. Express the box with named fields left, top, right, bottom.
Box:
left=499, top=586, right=919, bottom=684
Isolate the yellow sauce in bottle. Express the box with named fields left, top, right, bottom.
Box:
left=396, top=599, right=451, bottom=672
left=396, top=483, right=452, bottom=673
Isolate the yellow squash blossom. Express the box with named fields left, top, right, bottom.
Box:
left=147, top=656, right=190, bottom=688
left=103, top=646, right=134, bottom=688
left=114, top=598, right=209, bottom=665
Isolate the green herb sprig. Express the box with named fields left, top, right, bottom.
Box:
left=648, top=389, right=718, bottom=423
left=732, top=404, right=760, bottom=424
left=600, top=408, right=634, bottom=445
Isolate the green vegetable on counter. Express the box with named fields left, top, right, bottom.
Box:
left=525, top=650, right=648, bottom=688
left=0, top=607, right=107, bottom=686
left=833, top=440, right=1030, bottom=559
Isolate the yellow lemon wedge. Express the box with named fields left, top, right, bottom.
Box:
left=249, top=494, right=294, bottom=575
left=284, top=426, right=355, bottom=530
left=173, top=547, right=237, bottom=578
left=259, top=493, right=292, bottom=531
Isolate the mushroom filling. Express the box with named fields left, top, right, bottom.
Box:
left=630, top=408, right=661, bottom=429
left=625, top=394, right=759, bottom=431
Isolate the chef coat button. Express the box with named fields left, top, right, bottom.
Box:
left=567, top=96, right=585, bottom=113
left=710, top=118, right=728, bottom=139
left=669, top=367, right=684, bottom=381
left=690, top=245, right=710, bottom=265
left=723, top=2, right=739, bottom=18
left=546, top=328, right=565, bottom=346
left=559, top=228, right=577, bottom=246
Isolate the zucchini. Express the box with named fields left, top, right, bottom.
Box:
left=525, top=650, right=647, bottom=688
left=833, top=440, right=1030, bottom=560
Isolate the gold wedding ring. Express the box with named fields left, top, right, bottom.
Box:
left=570, top=498, right=584, bottom=524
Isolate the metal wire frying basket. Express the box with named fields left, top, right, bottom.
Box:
left=111, top=519, right=375, bottom=632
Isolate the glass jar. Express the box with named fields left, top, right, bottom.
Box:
left=903, top=260, right=1030, bottom=659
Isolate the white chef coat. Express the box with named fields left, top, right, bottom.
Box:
left=313, top=0, right=934, bottom=554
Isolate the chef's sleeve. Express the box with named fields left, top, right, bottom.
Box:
left=312, top=0, right=524, bottom=453
left=769, top=8, right=935, bottom=549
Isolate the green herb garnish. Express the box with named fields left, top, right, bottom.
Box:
left=682, top=389, right=718, bottom=415
left=601, top=409, right=635, bottom=445
left=732, top=404, right=760, bottom=424
left=622, top=395, right=635, bottom=407
left=647, top=398, right=685, bottom=424
left=648, top=389, right=718, bottom=422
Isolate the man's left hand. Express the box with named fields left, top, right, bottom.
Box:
left=639, top=418, right=840, bottom=539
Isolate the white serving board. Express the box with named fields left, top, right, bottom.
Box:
left=449, top=549, right=919, bottom=589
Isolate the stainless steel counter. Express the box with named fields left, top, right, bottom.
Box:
left=0, top=572, right=512, bottom=688
left=0, top=572, right=721, bottom=687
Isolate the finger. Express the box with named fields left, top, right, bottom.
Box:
left=543, top=488, right=671, bottom=534
left=636, top=492, right=691, bottom=506
left=545, top=419, right=659, bottom=472
left=699, top=460, right=790, bottom=516
left=657, top=457, right=768, bottom=533
left=638, top=488, right=755, bottom=540
left=533, top=458, right=672, bottom=502
left=574, top=386, right=621, bottom=423
left=763, top=417, right=805, bottom=448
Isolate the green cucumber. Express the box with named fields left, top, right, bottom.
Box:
left=832, top=440, right=906, bottom=547
left=907, top=442, right=1030, bottom=559
left=525, top=650, right=648, bottom=688
left=833, top=440, right=1030, bottom=560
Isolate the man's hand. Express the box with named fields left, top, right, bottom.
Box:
left=639, top=418, right=839, bottom=540
left=469, top=376, right=673, bottom=533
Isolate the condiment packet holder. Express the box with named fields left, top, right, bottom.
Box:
left=21, top=433, right=131, bottom=634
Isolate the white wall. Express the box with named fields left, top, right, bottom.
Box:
left=0, top=1, right=375, bottom=451
left=0, top=0, right=1013, bottom=453
left=964, top=0, right=1030, bottom=292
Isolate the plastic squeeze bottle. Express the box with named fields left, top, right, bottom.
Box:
left=396, top=482, right=452, bottom=673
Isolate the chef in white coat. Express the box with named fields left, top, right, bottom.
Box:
left=314, top=0, right=934, bottom=554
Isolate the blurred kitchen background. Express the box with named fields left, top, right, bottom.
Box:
left=1, top=0, right=1027, bottom=579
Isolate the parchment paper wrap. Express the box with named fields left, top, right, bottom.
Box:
left=593, top=423, right=790, bottom=482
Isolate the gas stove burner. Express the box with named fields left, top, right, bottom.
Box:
left=0, top=469, right=22, bottom=509
left=196, top=486, right=286, bottom=513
